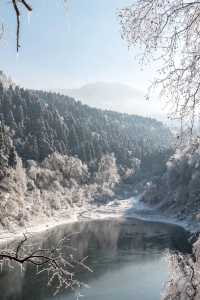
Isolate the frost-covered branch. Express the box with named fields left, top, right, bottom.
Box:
left=0, top=233, right=92, bottom=296
left=119, top=1, right=200, bottom=132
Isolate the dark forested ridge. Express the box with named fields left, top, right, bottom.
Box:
left=0, top=74, right=173, bottom=176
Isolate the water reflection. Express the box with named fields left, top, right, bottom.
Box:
left=0, top=218, right=191, bottom=300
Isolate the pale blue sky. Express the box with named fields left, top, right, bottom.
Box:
left=0, top=0, right=155, bottom=91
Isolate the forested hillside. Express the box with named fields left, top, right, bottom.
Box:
left=0, top=72, right=175, bottom=231
left=142, top=139, right=200, bottom=221
left=36, top=90, right=172, bottom=166
left=0, top=76, right=173, bottom=179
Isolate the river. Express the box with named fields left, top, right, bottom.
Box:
left=0, top=216, right=191, bottom=300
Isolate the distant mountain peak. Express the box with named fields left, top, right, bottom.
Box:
left=54, top=81, right=163, bottom=119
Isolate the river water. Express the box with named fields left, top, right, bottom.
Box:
left=0, top=217, right=191, bottom=300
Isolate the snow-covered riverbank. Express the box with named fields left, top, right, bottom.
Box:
left=0, top=194, right=194, bottom=246
left=0, top=197, right=135, bottom=243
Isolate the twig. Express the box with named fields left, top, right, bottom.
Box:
left=11, top=0, right=32, bottom=51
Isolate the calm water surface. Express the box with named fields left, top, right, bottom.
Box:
left=0, top=218, right=191, bottom=300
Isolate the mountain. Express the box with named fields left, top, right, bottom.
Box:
left=0, top=73, right=174, bottom=232
left=55, top=82, right=164, bottom=118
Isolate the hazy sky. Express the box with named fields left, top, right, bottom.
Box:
left=0, top=0, right=167, bottom=118
left=0, top=0, right=156, bottom=90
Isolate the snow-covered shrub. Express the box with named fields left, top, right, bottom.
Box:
left=95, top=153, right=120, bottom=188
left=42, top=152, right=89, bottom=184
left=122, top=159, right=141, bottom=181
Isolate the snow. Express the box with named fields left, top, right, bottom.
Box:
left=0, top=151, right=129, bottom=243
left=0, top=197, right=136, bottom=244
left=0, top=193, right=191, bottom=247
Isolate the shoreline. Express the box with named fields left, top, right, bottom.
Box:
left=0, top=198, right=135, bottom=244
left=0, top=196, right=197, bottom=246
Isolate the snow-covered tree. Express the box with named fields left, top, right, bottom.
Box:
left=95, top=154, right=120, bottom=188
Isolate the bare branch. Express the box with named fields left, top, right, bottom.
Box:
left=11, top=0, right=32, bottom=51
